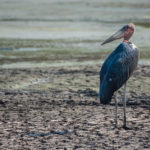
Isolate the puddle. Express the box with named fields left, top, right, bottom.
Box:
left=0, top=47, right=13, bottom=51
left=14, top=47, right=41, bottom=51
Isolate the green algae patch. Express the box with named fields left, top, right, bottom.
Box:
left=135, top=22, right=150, bottom=28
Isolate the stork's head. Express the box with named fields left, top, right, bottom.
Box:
left=101, top=23, right=135, bottom=45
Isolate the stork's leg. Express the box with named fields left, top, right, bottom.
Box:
left=115, top=92, right=118, bottom=128
left=122, top=82, right=132, bottom=130
left=123, top=82, right=127, bottom=129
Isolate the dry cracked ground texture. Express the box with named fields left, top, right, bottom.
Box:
left=0, top=65, right=150, bottom=149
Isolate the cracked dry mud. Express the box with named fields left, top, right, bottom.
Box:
left=0, top=64, right=150, bottom=149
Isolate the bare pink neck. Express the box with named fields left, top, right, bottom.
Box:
left=123, top=28, right=134, bottom=42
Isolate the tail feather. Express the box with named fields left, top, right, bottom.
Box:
left=100, top=80, right=114, bottom=104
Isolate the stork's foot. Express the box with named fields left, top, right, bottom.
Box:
left=123, top=125, right=132, bottom=130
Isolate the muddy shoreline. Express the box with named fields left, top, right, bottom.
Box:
left=0, top=64, right=149, bottom=149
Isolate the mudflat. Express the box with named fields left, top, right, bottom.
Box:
left=0, top=64, right=149, bottom=149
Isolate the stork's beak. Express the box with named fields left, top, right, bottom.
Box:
left=101, top=26, right=126, bottom=45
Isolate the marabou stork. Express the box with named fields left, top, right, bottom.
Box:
left=100, top=23, right=139, bottom=129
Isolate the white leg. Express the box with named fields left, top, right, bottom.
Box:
left=123, top=82, right=127, bottom=128
left=115, top=92, right=118, bottom=128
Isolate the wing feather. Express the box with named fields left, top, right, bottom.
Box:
left=100, top=42, right=139, bottom=104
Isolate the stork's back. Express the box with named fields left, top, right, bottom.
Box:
left=100, top=42, right=139, bottom=104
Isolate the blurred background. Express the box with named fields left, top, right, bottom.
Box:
left=0, top=0, right=150, bottom=68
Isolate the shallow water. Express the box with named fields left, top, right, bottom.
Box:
left=0, top=0, right=150, bottom=68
